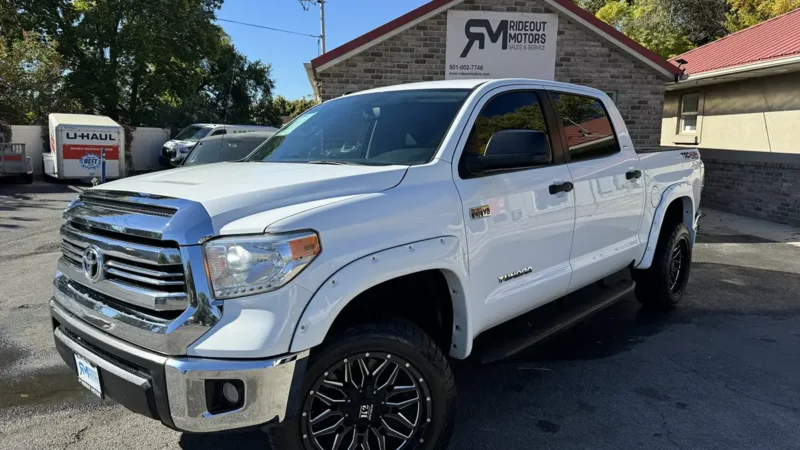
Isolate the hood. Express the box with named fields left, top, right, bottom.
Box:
left=165, top=140, right=195, bottom=147
left=94, top=162, right=408, bottom=233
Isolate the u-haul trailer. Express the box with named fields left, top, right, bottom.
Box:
left=44, top=114, right=126, bottom=180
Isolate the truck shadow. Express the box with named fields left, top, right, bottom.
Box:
left=178, top=260, right=800, bottom=449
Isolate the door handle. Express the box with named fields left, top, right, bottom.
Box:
left=626, top=170, right=642, bottom=180
left=549, top=181, right=574, bottom=195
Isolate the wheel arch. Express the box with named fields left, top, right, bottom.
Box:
left=636, top=183, right=696, bottom=270
left=289, top=236, right=473, bottom=359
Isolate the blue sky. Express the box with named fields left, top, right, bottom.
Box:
left=217, top=1, right=430, bottom=100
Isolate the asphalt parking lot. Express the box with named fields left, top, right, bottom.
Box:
left=2, top=181, right=800, bottom=450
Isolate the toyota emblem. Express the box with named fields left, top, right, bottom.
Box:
left=82, top=246, right=104, bottom=282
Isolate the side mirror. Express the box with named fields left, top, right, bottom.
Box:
left=464, top=130, right=551, bottom=175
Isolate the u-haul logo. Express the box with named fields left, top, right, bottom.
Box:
left=66, top=132, right=116, bottom=141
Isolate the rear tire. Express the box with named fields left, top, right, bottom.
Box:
left=268, top=319, right=456, bottom=450
left=634, top=222, right=692, bottom=309
left=22, top=172, right=33, bottom=184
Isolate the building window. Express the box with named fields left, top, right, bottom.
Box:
left=679, top=93, right=700, bottom=134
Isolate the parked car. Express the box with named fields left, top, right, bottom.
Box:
left=51, top=79, right=703, bottom=450
left=181, top=131, right=275, bottom=167
left=160, top=123, right=278, bottom=167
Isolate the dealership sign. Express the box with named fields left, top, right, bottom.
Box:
left=445, top=10, right=558, bottom=80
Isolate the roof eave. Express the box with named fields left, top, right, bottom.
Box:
left=666, top=54, right=800, bottom=90
left=309, top=0, right=679, bottom=80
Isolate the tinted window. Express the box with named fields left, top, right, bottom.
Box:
left=245, top=89, right=470, bottom=166
left=184, top=135, right=271, bottom=166
left=552, top=93, right=619, bottom=161
left=175, top=125, right=212, bottom=141
left=210, top=129, right=227, bottom=136
left=464, top=91, right=550, bottom=158
left=183, top=140, right=222, bottom=166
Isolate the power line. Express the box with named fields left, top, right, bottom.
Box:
left=216, top=18, right=320, bottom=39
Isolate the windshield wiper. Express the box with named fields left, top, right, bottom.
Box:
left=306, top=160, right=364, bottom=166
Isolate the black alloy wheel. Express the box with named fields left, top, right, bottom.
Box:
left=301, top=353, right=431, bottom=450
left=668, top=235, right=689, bottom=294
left=633, top=221, right=693, bottom=308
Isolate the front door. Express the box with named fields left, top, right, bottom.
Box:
left=549, top=91, right=646, bottom=291
left=452, top=88, right=576, bottom=335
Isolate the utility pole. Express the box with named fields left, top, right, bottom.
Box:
left=319, top=0, right=326, bottom=54
left=298, top=0, right=326, bottom=54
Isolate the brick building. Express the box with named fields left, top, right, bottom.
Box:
left=662, top=9, right=800, bottom=226
left=303, top=0, right=680, bottom=147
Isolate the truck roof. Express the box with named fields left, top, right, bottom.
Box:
left=349, top=78, right=608, bottom=99
left=49, top=114, right=122, bottom=128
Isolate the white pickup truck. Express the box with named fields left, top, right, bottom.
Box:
left=51, top=79, right=703, bottom=450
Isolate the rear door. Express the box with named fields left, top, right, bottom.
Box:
left=547, top=90, right=645, bottom=291
left=59, top=127, right=121, bottom=179
left=452, top=86, right=576, bottom=335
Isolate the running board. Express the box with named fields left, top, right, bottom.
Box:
left=472, top=274, right=636, bottom=364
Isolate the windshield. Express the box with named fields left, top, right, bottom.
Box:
left=184, top=135, right=272, bottom=166
left=174, top=125, right=212, bottom=141
left=245, top=89, right=470, bottom=166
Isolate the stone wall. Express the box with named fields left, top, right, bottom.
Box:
left=315, top=0, right=667, bottom=146
left=701, top=151, right=800, bottom=226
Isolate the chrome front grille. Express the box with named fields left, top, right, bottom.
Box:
left=59, top=222, right=188, bottom=312
left=54, top=189, right=220, bottom=355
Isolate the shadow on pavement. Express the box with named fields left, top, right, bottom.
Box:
left=695, top=234, right=776, bottom=244
left=173, top=259, right=800, bottom=449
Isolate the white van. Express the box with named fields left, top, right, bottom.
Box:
left=44, top=114, right=125, bottom=180
left=159, top=124, right=278, bottom=166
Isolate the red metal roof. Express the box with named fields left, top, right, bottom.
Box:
left=310, top=0, right=679, bottom=77
left=670, top=8, right=800, bottom=75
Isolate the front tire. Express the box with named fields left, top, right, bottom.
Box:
left=269, top=319, right=456, bottom=450
left=634, top=222, right=692, bottom=309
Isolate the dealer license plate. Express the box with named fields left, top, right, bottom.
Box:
left=74, top=354, right=103, bottom=398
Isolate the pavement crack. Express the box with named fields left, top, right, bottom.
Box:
left=658, top=411, right=683, bottom=449
left=59, top=425, right=89, bottom=450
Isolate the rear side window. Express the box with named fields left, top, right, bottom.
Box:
left=551, top=93, right=619, bottom=161
left=224, top=136, right=270, bottom=160
left=464, top=91, right=550, bottom=157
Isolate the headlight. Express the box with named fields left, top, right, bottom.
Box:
left=203, top=231, right=320, bottom=299
left=179, top=146, right=192, bottom=154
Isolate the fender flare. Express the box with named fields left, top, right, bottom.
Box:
left=289, top=236, right=473, bottom=358
left=636, top=182, right=696, bottom=270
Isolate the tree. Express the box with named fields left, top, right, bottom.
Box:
left=578, top=0, right=727, bottom=56
left=0, top=32, right=78, bottom=125
left=726, top=0, right=800, bottom=32
left=147, top=38, right=279, bottom=127
left=596, top=0, right=695, bottom=58
left=272, top=95, right=318, bottom=119
left=2, top=0, right=279, bottom=129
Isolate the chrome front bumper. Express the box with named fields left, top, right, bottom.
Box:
left=51, top=300, right=308, bottom=433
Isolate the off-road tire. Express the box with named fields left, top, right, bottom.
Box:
left=634, top=222, right=692, bottom=309
left=268, top=319, right=456, bottom=450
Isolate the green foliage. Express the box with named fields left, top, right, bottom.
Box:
left=271, top=95, right=318, bottom=120
left=726, top=0, right=800, bottom=32
left=596, top=0, right=695, bottom=58
left=1, top=0, right=283, bottom=129
left=0, top=34, right=79, bottom=125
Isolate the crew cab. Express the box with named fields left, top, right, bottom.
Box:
left=50, top=79, right=703, bottom=450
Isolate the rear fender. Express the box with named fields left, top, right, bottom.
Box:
left=636, top=182, right=695, bottom=270
left=289, top=236, right=473, bottom=358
